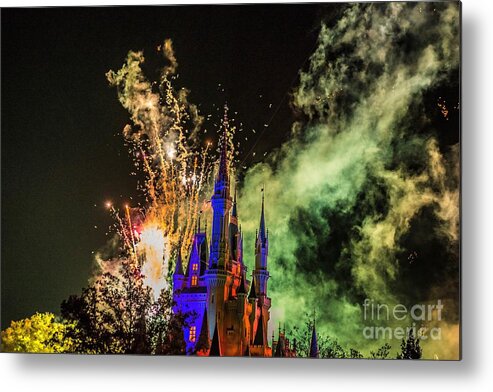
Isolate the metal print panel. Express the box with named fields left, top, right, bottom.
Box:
left=1, top=2, right=461, bottom=359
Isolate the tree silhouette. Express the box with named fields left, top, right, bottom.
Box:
left=290, top=312, right=367, bottom=358
left=370, top=343, right=391, bottom=359
left=397, top=329, right=422, bottom=359
left=61, top=258, right=187, bottom=354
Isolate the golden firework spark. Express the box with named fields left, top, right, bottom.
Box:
left=105, top=39, right=235, bottom=299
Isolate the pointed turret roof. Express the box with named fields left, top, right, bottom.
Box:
left=258, top=189, right=267, bottom=245
left=209, top=320, right=221, bottom=357
left=274, top=335, right=284, bottom=357
left=253, top=312, right=265, bottom=346
left=195, top=310, right=210, bottom=354
left=229, top=185, right=239, bottom=261
left=232, top=185, right=238, bottom=218
left=173, top=251, right=184, bottom=275
left=309, top=323, right=319, bottom=358
left=185, top=233, right=208, bottom=277
left=237, top=272, right=248, bottom=295
left=248, top=276, right=257, bottom=299
left=238, top=230, right=244, bottom=264
left=185, top=253, right=192, bottom=277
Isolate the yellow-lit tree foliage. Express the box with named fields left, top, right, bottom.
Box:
left=1, top=312, right=79, bottom=353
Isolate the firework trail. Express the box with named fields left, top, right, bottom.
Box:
left=103, top=39, right=231, bottom=299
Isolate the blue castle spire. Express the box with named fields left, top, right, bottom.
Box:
left=173, top=103, right=272, bottom=357
left=309, top=321, right=319, bottom=358
left=258, top=188, right=266, bottom=245
left=255, top=188, right=269, bottom=272
left=231, top=185, right=238, bottom=218
left=209, top=104, right=232, bottom=269
left=214, top=103, right=230, bottom=197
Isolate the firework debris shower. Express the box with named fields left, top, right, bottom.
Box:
left=102, top=39, right=239, bottom=300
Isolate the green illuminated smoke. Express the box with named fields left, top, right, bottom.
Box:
left=239, top=2, right=460, bottom=359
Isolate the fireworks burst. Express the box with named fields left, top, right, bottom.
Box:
left=102, top=39, right=235, bottom=299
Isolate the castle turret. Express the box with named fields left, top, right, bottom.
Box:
left=195, top=309, right=210, bottom=356
left=173, top=103, right=272, bottom=357
left=237, top=272, right=248, bottom=301
left=186, top=231, right=208, bottom=287
left=173, top=250, right=185, bottom=291
left=250, top=189, right=271, bottom=354
left=309, top=322, right=319, bottom=358
left=229, top=186, right=241, bottom=263
left=253, top=312, right=265, bottom=346
left=205, top=104, right=232, bottom=339
left=248, top=277, right=257, bottom=300
left=254, top=190, right=269, bottom=296
left=209, top=318, right=222, bottom=356
left=209, top=104, right=232, bottom=269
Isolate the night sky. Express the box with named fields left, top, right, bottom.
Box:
left=1, top=4, right=325, bottom=327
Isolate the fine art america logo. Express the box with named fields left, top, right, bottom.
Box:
left=362, top=299, right=444, bottom=341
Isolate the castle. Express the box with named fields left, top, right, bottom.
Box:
left=172, top=106, right=272, bottom=357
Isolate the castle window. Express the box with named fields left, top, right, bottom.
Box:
left=191, top=275, right=198, bottom=286
left=189, top=326, right=196, bottom=342
left=192, top=263, right=198, bottom=271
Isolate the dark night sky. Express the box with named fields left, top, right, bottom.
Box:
left=1, top=5, right=326, bottom=327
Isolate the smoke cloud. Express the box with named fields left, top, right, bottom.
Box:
left=239, top=2, right=460, bottom=359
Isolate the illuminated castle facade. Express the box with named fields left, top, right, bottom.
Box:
left=172, top=106, right=271, bottom=357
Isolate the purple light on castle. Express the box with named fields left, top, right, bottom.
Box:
left=172, top=104, right=272, bottom=356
